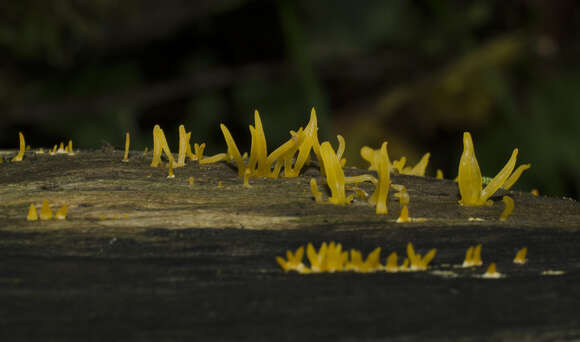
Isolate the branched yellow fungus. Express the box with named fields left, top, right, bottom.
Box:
left=167, top=159, right=175, bottom=179
left=397, top=205, right=410, bottom=223
left=276, top=246, right=308, bottom=273
left=40, top=200, right=53, bottom=220
left=310, top=178, right=323, bottom=203
left=188, top=176, right=194, bottom=187
left=122, top=132, right=130, bottom=162
left=194, top=143, right=206, bottom=163
left=392, top=157, right=406, bottom=174
left=462, top=244, right=483, bottom=267
left=284, top=109, right=320, bottom=177
left=151, top=125, right=174, bottom=168
left=458, top=132, right=519, bottom=206
left=55, top=205, right=67, bottom=220
left=305, top=242, right=349, bottom=273
left=482, top=263, right=501, bottom=278
left=345, top=247, right=381, bottom=273
left=406, top=242, right=436, bottom=271
left=513, top=247, right=527, bottom=265
left=384, top=252, right=399, bottom=272
left=367, top=142, right=390, bottom=214
left=499, top=195, right=514, bottom=221
left=11, top=132, right=25, bottom=162
left=401, top=153, right=430, bottom=176
left=26, top=204, right=38, bottom=221
left=436, top=169, right=444, bottom=179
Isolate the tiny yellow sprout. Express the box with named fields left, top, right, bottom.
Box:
left=243, top=168, right=251, bottom=188
left=503, top=164, right=531, bottom=190
left=482, top=263, right=501, bottom=278
left=406, top=242, right=436, bottom=271
left=399, top=258, right=409, bottom=271
left=217, top=181, right=223, bottom=188
left=436, top=169, right=444, bottom=179
left=194, top=143, right=206, bottom=163
left=37, top=148, right=45, bottom=154
left=367, top=142, right=390, bottom=214
left=401, top=153, right=430, bottom=176
left=57, top=142, right=66, bottom=154
left=67, top=140, right=75, bottom=156
left=396, top=205, right=410, bottom=223
left=276, top=246, right=308, bottom=273
left=122, top=132, right=130, bottom=162
left=499, top=195, right=514, bottom=221
left=220, top=124, right=245, bottom=177
left=394, top=186, right=409, bottom=206
left=167, top=159, right=175, bottom=179
left=11, top=132, right=25, bottom=162
left=284, top=108, right=320, bottom=177
left=40, top=200, right=53, bottom=220
left=463, top=244, right=483, bottom=267
left=513, top=247, right=527, bottom=265
left=310, top=178, right=323, bottom=203
left=307, top=242, right=328, bottom=273
left=26, top=204, right=38, bottom=221
left=55, top=205, right=67, bottom=220
left=188, top=176, right=194, bottom=187
left=531, top=189, right=539, bottom=196
left=345, top=248, right=381, bottom=273
left=458, top=132, right=519, bottom=206
left=384, top=252, right=398, bottom=272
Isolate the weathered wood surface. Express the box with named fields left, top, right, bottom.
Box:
left=1, top=150, right=580, bottom=341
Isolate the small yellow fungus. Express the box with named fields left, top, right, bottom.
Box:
left=220, top=124, right=246, bottom=177
left=531, top=189, right=539, bottom=196
left=276, top=246, right=308, bottom=273
left=217, top=181, right=223, bottom=188
left=406, top=242, right=436, bottom=271
left=345, top=247, right=381, bottom=273
left=67, top=140, right=75, bottom=156
left=367, top=142, right=390, bottom=214
left=392, top=157, right=406, bottom=173
left=49, top=145, right=57, bottom=155
left=458, top=132, right=519, bottom=206
left=394, top=186, right=409, bottom=206
left=26, top=204, right=38, bottom=221
left=503, top=164, right=531, bottom=190
left=144, top=147, right=149, bottom=154
left=399, top=258, right=409, bottom=271
left=384, top=252, right=398, bottom=272
left=463, top=244, right=483, bottom=267
left=122, top=132, right=130, bottom=162
left=37, top=148, right=44, bottom=154
left=167, top=159, right=175, bottom=178
left=188, top=176, right=194, bottom=187
left=349, top=186, right=368, bottom=201
left=482, top=263, right=501, bottom=278
left=319, top=142, right=347, bottom=205
left=55, top=205, right=67, bottom=220
left=305, top=242, right=349, bottom=273
left=401, top=153, right=430, bottom=176
left=151, top=125, right=174, bottom=168
left=57, top=142, right=66, bottom=154
left=26, top=145, right=31, bottom=151
left=176, top=125, right=190, bottom=167
left=513, top=247, right=527, bottom=265
left=40, top=200, right=53, bottom=220
left=396, top=205, right=410, bottom=223
left=243, top=168, right=251, bottom=188
left=309, top=178, right=323, bottom=203
left=284, top=109, right=320, bottom=177
left=200, top=153, right=228, bottom=164
left=11, top=132, right=25, bottom=162
left=499, top=195, right=514, bottom=221
left=194, top=143, right=206, bottom=163
left=436, top=169, right=444, bottom=179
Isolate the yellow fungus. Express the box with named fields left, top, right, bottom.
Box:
left=310, top=178, right=323, bottom=203
left=276, top=246, right=308, bottom=273
left=67, top=140, right=75, bottom=156
left=40, top=200, right=53, bottom=220
left=26, top=145, right=31, bottom=151
left=392, top=157, right=406, bottom=173
left=167, top=159, right=175, bottom=179
left=194, top=143, right=206, bottom=163
left=396, top=205, right=410, bottom=223
left=284, top=109, right=319, bottom=177
left=176, top=125, right=189, bottom=167
left=462, top=244, right=482, bottom=267
left=406, top=242, right=436, bottom=271
left=220, top=124, right=246, bottom=177
left=26, top=204, right=38, bottom=221
left=49, top=144, right=57, bottom=155
left=394, top=186, right=409, bottom=206
left=319, top=142, right=347, bottom=205
left=458, top=132, right=519, bottom=206
left=37, top=148, right=45, bottom=154
left=200, top=153, right=228, bottom=164
left=143, top=147, right=149, bottom=155
left=368, top=142, right=390, bottom=214
left=122, top=132, right=130, bottom=162
left=57, top=142, right=66, bottom=154
left=531, top=189, right=539, bottom=196
left=401, top=153, right=430, bottom=176
left=217, top=181, right=223, bottom=188
left=482, top=263, right=501, bottom=278
left=462, top=246, right=474, bottom=267
left=55, top=205, right=67, bottom=220
left=151, top=125, right=174, bottom=168
left=11, top=132, right=25, bottom=162
left=436, top=169, right=444, bottom=179
left=499, top=195, right=514, bottom=221
left=400, top=258, right=409, bottom=271
left=188, top=176, right=194, bottom=187
left=513, top=247, right=527, bottom=265
left=243, top=168, right=251, bottom=188
left=385, top=252, right=398, bottom=272
left=503, top=164, right=531, bottom=190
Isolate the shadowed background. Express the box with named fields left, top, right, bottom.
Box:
left=1, top=0, right=579, bottom=198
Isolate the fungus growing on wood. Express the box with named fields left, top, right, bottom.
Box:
left=122, top=132, right=130, bottom=162
left=436, top=169, right=444, bottom=179
left=194, top=143, right=206, bottom=163
left=513, top=247, right=527, bottom=265
left=500, top=195, right=514, bottom=221
left=406, top=242, right=436, bottom=271
left=462, top=244, right=483, bottom=267
left=40, top=200, right=53, bottom=220
left=531, top=189, right=539, bottom=196
left=67, top=140, right=75, bottom=156
left=26, top=204, right=38, bottom=221
left=11, top=132, right=25, bottom=162
left=482, top=263, right=501, bottom=278
left=167, top=159, right=175, bottom=179
left=384, top=252, right=399, bottom=272
left=367, top=142, right=390, bottom=214
left=309, top=178, right=323, bottom=203
left=503, top=164, right=531, bottom=190
left=400, top=153, right=430, bottom=176
left=457, top=132, right=520, bottom=206
left=57, top=142, right=66, bottom=154
left=55, top=205, right=67, bottom=220
left=319, top=142, right=348, bottom=205
left=276, top=246, right=308, bottom=273
left=188, top=176, right=194, bottom=187
left=176, top=125, right=191, bottom=167
left=345, top=247, right=382, bottom=273
left=397, top=205, right=410, bottom=223
left=49, top=145, right=57, bottom=155
left=151, top=125, right=174, bottom=168
left=199, top=153, right=228, bottom=164
left=243, top=168, right=251, bottom=188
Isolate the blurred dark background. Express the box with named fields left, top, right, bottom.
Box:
left=1, top=0, right=579, bottom=198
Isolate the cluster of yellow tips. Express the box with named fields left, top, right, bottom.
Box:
left=462, top=244, right=483, bottom=267
left=394, top=185, right=410, bottom=223
left=276, top=242, right=436, bottom=274
left=458, top=132, right=529, bottom=206
left=513, top=247, right=527, bottom=264
left=27, top=201, right=67, bottom=221
left=499, top=195, right=514, bottom=221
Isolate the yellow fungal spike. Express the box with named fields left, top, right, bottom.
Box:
left=458, top=132, right=483, bottom=205
left=287, top=110, right=318, bottom=177
left=396, top=205, right=410, bottom=223
left=400, top=258, right=409, bottom=271
left=220, top=124, right=245, bottom=177
left=200, top=153, right=228, bottom=164
left=167, top=159, right=175, bottom=178
left=143, top=147, right=148, bottom=155
left=194, top=143, right=206, bottom=163
left=472, top=244, right=483, bottom=266
left=265, top=129, right=304, bottom=171
left=336, top=135, right=346, bottom=161
left=188, top=176, right=194, bottom=187
left=421, top=249, right=437, bottom=269
left=176, top=125, right=188, bottom=167
left=49, top=145, right=57, bottom=155
left=26, top=204, right=38, bottom=221
left=37, top=148, right=44, bottom=154
left=392, top=157, right=406, bottom=173
left=57, top=142, right=65, bottom=153
left=11, top=132, right=25, bottom=162
left=319, top=142, right=346, bottom=205
left=26, top=145, right=30, bottom=151
left=436, top=169, right=444, bottom=179
left=394, top=186, right=409, bottom=206
left=531, top=189, right=539, bottom=196
left=500, top=195, right=514, bottom=221
left=67, top=140, right=75, bottom=155
left=151, top=125, right=174, bottom=168
left=405, top=153, right=430, bottom=176
left=480, top=150, right=518, bottom=203
left=361, top=247, right=381, bottom=273
left=122, top=132, right=130, bottom=162
left=40, top=200, right=53, bottom=220
left=369, top=142, right=390, bottom=214
left=310, top=178, right=323, bottom=203
left=482, top=263, right=501, bottom=278
left=55, top=205, right=67, bottom=220
left=243, top=168, right=251, bottom=188
left=463, top=246, right=474, bottom=267
left=503, top=164, right=531, bottom=190
left=251, top=110, right=269, bottom=176
left=217, top=181, right=223, bottom=188
left=406, top=242, right=417, bottom=266
left=307, top=242, right=328, bottom=273
left=385, top=252, right=398, bottom=272
left=513, top=247, right=527, bottom=264
left=276, top=246, right=306, bottom=272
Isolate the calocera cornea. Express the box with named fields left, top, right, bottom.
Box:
left=482, top=263, right=502, bottom=278
left=499, top=195, right=514, bottom=221
left=11, top=132, right=25, bottom=162
left=40, top=200, right=53, bottom=220
left=462, top=244, right=483, bottom=267
left=513, top=247, right=527, bottom=264
left=122, top=132, right=130, bottom=162
left=151, top=125, right=174, bottom=168
left=26, top=204, right=38, bottom=221
left=55, top=205, right=67, bottom=220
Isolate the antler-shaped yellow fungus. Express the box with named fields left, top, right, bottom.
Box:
left=194, top=143, right=206, bottom=162
left=284, top=108, right=321, bottom=177
left=176, top=125, right=191, bottom=167
left=400, top=153, right=430, bottom=176
left=346, top=248, right=382, bottom=273
left=384, top=252, right=399, bottom=272
left=26, top=204, right=38, bottom=221
left=11, top=132, right=25, bottom=162
left=40, top=200, right=53, bottom=220
left=458, top=132, right=519, bottom=206
left=319, top=142, right=348, bottom=205
left=462, top=244, right=483, bottom=267
left=513, top=247, right=527, bottom=265
left=406, top=242, right=436, bottom=271
left=499, top=195, right=514, bottom=221
left=151, top=125, right=174, bottom=168
left=220, top=124, right=246, bottom=176
left=55, top=205, right=67, bottom=220
left=503, top=164, right=531, bottom=190
left=367, top=142, right=390, bottom=214
left=122, top=132, right=130, bottom=162
left=482, top=263, right=501, bottom=278
left=276, top=246, right=308, bottom=273
left=309, top=178, right=323, bottom=203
